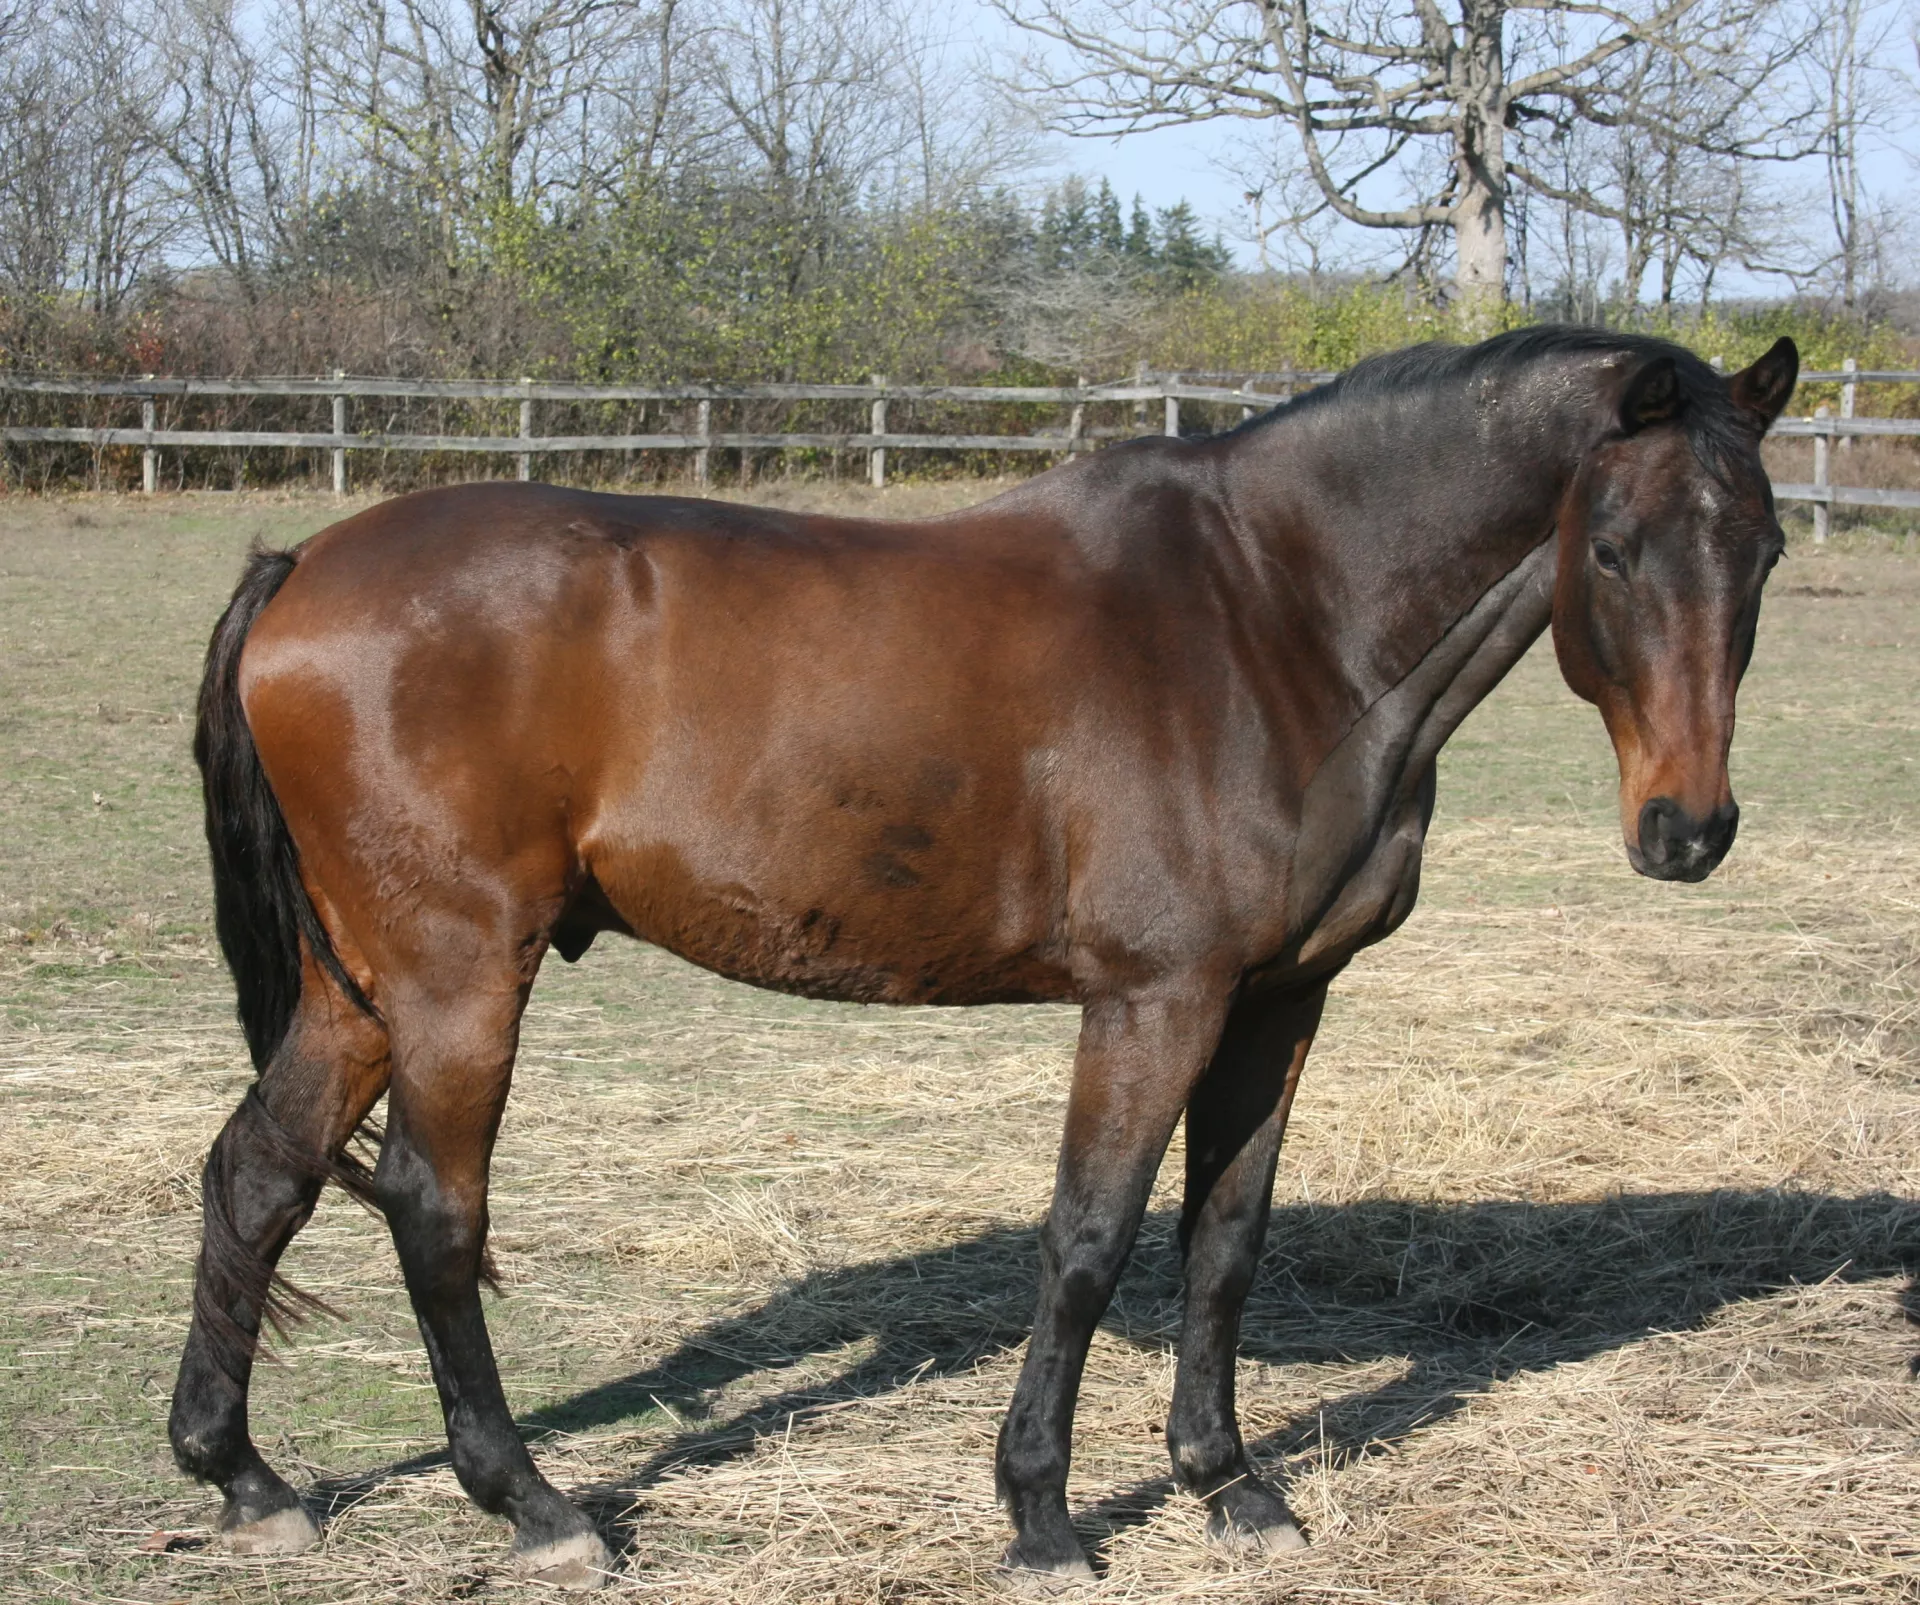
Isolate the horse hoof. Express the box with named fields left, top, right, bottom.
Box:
left=995, top=1549, right=1095, bottom=1595
left=218, top=1504, right=320, bottom=1556
left=514, top=1529, right=614, bottom=1590
left=1206, top=1506, right=1308, bottom=1556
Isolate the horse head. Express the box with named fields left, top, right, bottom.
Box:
left=1551, top=337, right=1798, bottom=882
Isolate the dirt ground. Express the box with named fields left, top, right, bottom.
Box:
left=1, top=484, right=1916, bottom=1604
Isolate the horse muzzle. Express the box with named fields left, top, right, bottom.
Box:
left=1628, top=797, right=1739, bottom=883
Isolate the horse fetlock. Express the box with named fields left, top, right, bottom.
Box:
left=998, top=1478, right=1090, bottom=1592
left=994, top=1433, right=1066, bottom=1513
left=1163, top=1416, right=1241, bottom=1492
left=214, top=1456, right=307, bottom=1520
left=167, top=1416, right=235, bottom=1485
left=445, top=1422, right=541, bottom=1515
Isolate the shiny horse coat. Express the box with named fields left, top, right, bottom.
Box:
left=170, top=327, right=1798, bottom=1587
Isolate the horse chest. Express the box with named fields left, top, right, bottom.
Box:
left=1271, top=766, right=1436, bottom=977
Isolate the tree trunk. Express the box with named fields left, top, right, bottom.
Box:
left=1452, top=0, right=1508, bottom=332
left=1454, top=177, right=1506, bottom=324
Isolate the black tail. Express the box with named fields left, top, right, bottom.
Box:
left=191, top=546, right=389, bottom=1377
left=195, top=543, right=378, bottom=1070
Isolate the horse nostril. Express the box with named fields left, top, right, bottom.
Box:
left=1637, top=797, right=1683, bottom=863
left=1707, top=800, right=1740, bottom=857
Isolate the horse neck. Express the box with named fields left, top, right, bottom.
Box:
left=1219, top=360, right=1609, bottom=933
left=1218, top=358, right=1602, bottom=729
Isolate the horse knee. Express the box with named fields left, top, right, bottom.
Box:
left=1185, top=1242, right=1258, bottom=1314
left=1038, top=1218, right=1132, bottom=1320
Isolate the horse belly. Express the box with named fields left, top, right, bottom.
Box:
left=577, top=704, right=1072, bottom=1007
left=586, top=830, right=1071, bottom=1005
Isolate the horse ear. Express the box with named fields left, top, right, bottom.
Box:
left=1620, top=355, right=1683, bottom=433
left=1727, top=337, right=1798, bottom=431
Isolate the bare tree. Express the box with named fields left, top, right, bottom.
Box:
left=692, top=0, right=1026, bottom=293
left=1799, top=0, right=1909, bottom=309
left=0, top=0, right=179, bottom=318
left=998, top=0, right=1819, bottom=322
left=1514, top=40, right=1785, bottom=308
left=150, top=0, right=309, bottom=296
left=0, top=4, right=87, bottom=305
left=311, top=0, right=654, bottom=263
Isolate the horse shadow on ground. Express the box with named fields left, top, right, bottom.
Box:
left=308, top=1187, right=1920, bottom=1562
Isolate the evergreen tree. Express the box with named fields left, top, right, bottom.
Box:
left=1039, top=177, right=1100, bottom=269
left=1093, top=179, right=1124, bottom=256
left=1124, top=194, right=1154, bottom=263
left=1153, top=201, right=1229, bottom=290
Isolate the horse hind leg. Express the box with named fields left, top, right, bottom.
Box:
left=373, top=970, right=611, bottom=1589
left=168, top=959, right=391, bottom=1552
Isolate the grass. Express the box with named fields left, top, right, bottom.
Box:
left=0, top=484, right=1916, bottom=1603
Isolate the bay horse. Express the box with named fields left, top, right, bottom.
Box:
left=170, top=327, right=1798, bottom=1589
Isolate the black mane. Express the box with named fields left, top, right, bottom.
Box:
left=1247, top=324, right=1756, bottom=483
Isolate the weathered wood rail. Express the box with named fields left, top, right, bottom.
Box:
left=3, top=366, right=1914, bottom=541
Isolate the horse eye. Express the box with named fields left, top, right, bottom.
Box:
left=1592, top=540, right=1625, bottom=575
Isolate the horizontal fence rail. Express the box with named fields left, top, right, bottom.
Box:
left=0, top=375, right=1332, bottom=403
left=3, top=367, right=1914, bottom=539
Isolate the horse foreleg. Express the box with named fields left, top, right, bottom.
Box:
left=1166, top=978, right=1329, bottom=1555
left=996, top=980, right=1232, bottom=1587
left=375, top=991, right=611, bottom=1590
left=169, top=971, right=390, bottom=1552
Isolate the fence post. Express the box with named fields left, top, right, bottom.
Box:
left=1812, top=403, right=1831, bottom=545
left=330, top=370, right=347, bottom=497
left=1239, top=381, right=1257, bottom=423
left=141, top=383, right=156, bottom=494
left=517, top=377, right=534, bottom=481
left=1133, top=359, right=1148, bottom=432
left=1163, top=385, right=1180, bottom=438
left=695, top=396, right=711, bottom=488
left=1069, top=377, right=1086, bottom=456
left=1840, top=356, right=1856, bottom=456
left=870, top=375, right=888, bottom=488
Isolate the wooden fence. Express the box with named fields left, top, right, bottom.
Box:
left=2, top=364, right=1914, bottom=542
left=0, top=372, right=1304, bottom=492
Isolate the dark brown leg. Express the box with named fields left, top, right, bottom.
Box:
left=169, top=968, right=390, bottom=1552
left=1166, top=979, right=1329, bottom=1554
left=996, top=981, right=1232, bottom=1587
left=374, top=980, right=610, bottom=1589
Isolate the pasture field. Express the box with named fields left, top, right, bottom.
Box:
left=1, top=486, right=1916, bottom=1604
